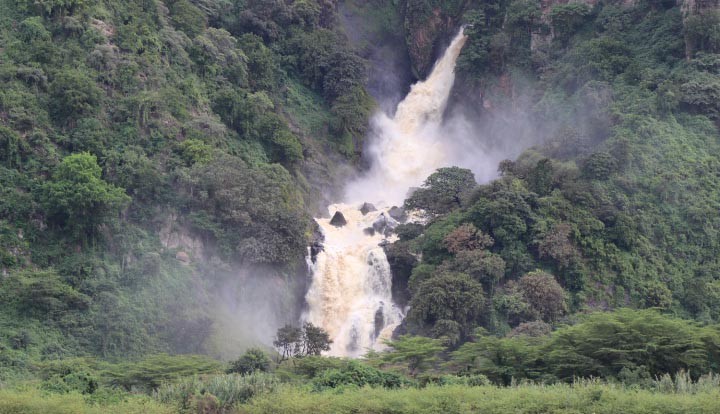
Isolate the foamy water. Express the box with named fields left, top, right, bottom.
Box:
left=303, top=30, right=468, bottom=356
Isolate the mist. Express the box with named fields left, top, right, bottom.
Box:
left=193, top=264, right=305, bottom=360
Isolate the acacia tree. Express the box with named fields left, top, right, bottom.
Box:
left=273, top=325, right=301, bottom=362
left=273, top=322, right=332, bottom=361
left=302, top=322, right=332, bottom=356
left=381, top=335, right=445, bottom=377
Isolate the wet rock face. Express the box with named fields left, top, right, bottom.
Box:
left=682, top=0, right=720, bottom=13
left=374, top=306, right=385, bottom=338
left=310, top=223, right=325, bottom=263
left=402, top=0, right=469, bottom=79
left=372, top=213, right=399, bottom=236
left=330, top=211, right=348, bottom=227
left=175, top=251, right=191, bottom=265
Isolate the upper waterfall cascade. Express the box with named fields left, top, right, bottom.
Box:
left=303, top=29, right=468, bottom=357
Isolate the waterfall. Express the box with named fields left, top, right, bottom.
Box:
left=303, top=29, right=468, bottom=357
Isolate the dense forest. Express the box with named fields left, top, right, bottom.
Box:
left=2, top=0, right=720, bottom=412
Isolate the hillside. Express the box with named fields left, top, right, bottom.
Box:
left=1, top=0, right=720, bottom=412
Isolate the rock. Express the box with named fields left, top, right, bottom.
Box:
left=388, top=206, right=407, bottom=222
left=360, top=202, right=377, bottom=215
left=309, top=221, right=324, bottom=263
left=175, top=251, right=190, bottom=265
left=374, top=305, right=385, bottom=338
left=372, top=213, right=388, bottom=233
left=330, top=211, right=347, bottom=227
left=363, top=227, right=376, bottom=236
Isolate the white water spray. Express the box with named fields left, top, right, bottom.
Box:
left=304, top=29, right=468, bottom=357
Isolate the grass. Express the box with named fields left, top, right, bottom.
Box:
left=237, top=382, right=720, bottom=414
left=0, top=389, right=172, bottom=414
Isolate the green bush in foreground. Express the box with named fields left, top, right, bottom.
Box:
left=237, top=382, right=720, bottom=414
left=154, top=373, right=279, bottom=413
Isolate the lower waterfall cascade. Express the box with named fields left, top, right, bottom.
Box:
left=303, top=29, right=469, bottom=357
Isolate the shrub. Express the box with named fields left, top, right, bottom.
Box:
left=227, top=348, right=271, bottom=375
left=48, top=70, right=103, bottom=125
left=312, top=360, right=406, bottom=390
left=155, top=372, right=279, bottom=411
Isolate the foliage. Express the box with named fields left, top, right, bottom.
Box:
left=517, top=271, right=567, bottom=322
left=443, top=309, right=720, bottom=384
left=227, top=348, right=272, bottom=375
left=179, top=154, right=308, bottom=263
left=408, top=273, right=486, bottom=343
left=272, top=323, right=332, bottom=361
left=379, top=335, right=445, bottom=376
left=0, top=389, right=172, bottom=414
left=685, top=11, right=720, bottom=55
left=154, top=372, right=279, bottom=412
left=405, top=167, right=476, bottom=215
left=48, top=70, right=103, bottom=125
left=544, top=309, right=720, bottom=381
left=40, top=152, right=130, bottom=241
left=103, top=354, right=223, bottom=391
left=549, top=3, right=592, bottom=43
left=239, top=381, right=720, bottom=414
left=312, top=360, right=406, bottom=390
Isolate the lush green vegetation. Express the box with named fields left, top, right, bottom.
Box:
left=2, top=0, right=720, bottom=412
left=0, top=0, right=374, bottom=371
left=388, top=0, right=720, bottom=348
left=240, top=381, right=720, bottom=414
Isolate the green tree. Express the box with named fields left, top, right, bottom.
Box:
left=18, top=0, right=91, bottom=17
left=227, top=348, right=272, bottom=375
left=549, top=3, right=591, bottom=43
left=449, top=332, right=542, bottom=385
left=41, top=152, right=130, bottom=241
left=405, top=167, right=477, bottom=215
left=49, top=70, right=103, bottom=125
left=381, top=335, right=446, bottom=376
left=517, top=271, right=567, bottom=322
left=167, top=0, right=207, bottom=38
left=408, top=272, right=486, bottom=342
left=545, top=309, right=720, bottom=381
left=439, top=250, right=506, bottom=292
left=272, top=323, right=331, bottom=360
left=273, top=325, right=301, bottom=362
left=301, top=322, right=332, bottom=356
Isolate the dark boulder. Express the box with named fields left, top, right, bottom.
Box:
left=363, top=227, right=376, bottom=236
left=388, top=206, right=407, bottom=222
left=372, top=213, right=388, bottom=233
left=374, top=305, right=385, bottom=338
left=330, top=211, right=347, bottom=227
left=360, top=202, right=377, bottom=215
